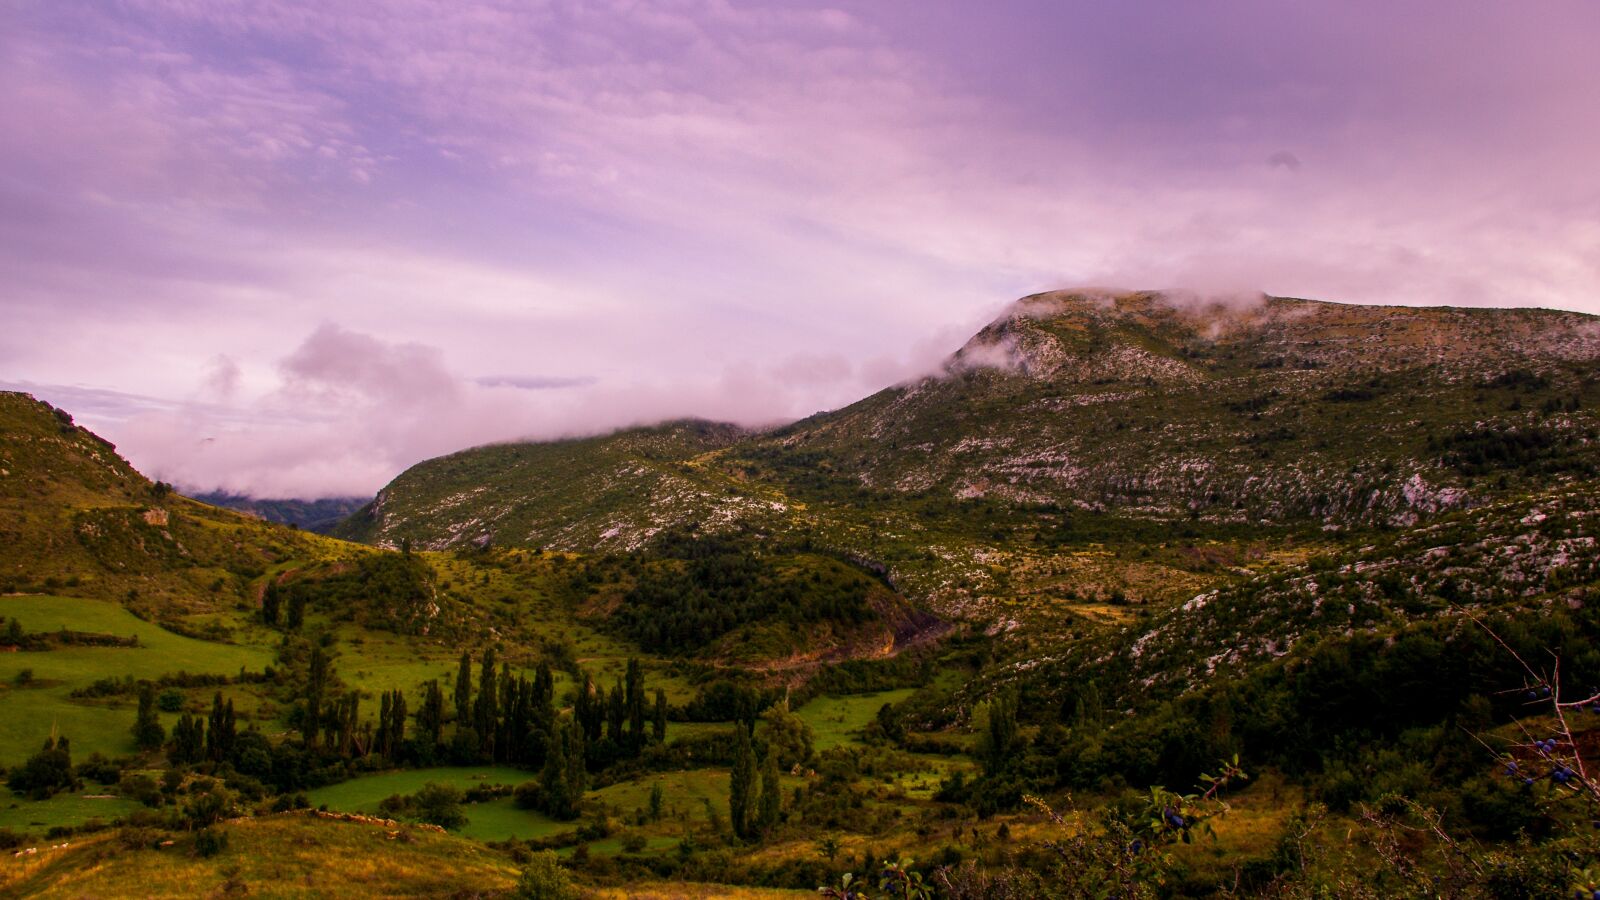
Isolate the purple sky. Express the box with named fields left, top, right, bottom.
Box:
left=4, top=1, right=1599, bottom=497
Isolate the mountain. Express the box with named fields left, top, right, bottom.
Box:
left=332, top=419, right=754, bottom=549
left=0, top=391, right=341, bottom=622
left=189, top=491, right=370, bottom=533
left=339, top=291, right=1600, bottom=626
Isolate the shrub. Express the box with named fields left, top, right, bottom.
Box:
left=515, top=850, right=578, bottom=900
left=193, top=827, right=229, bottom=858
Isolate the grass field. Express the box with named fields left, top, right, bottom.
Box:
left=592, top=768, right=732, bottom=825
left=0, top=595, right=272, bottom=765
left=795, top=690, right=917, bottom=751
left=0, top=789, right=140, bottom=836
left=304, top=765, right=568, bottom=842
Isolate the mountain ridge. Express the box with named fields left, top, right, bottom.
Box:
left=337, top=292, right=1600, bottom=633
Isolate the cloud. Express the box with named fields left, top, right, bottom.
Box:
left=3, top=1, right=1600, bottom=494
left=12, top=322, right=957, bottom=498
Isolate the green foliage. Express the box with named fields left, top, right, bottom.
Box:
left=8, top=734, right=79, bottom=800
left=275, top=553, right=440, bottom=635
left=757, top=698, right=814, bottom=769
left=378, top=781, right=468, bottom=830
left=579, top=531, right=877, bottom=655
left=728, top=722, right=758, bottom=841
left=131, top=682, right=165, bottom=750
left=192, top=825, right=228, bottom=858
left=514, top=850, right=578, bottom=900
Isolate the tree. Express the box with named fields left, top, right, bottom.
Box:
left=625, top=658, right=646, bottom=744
left=514, top=850, right=578, bottom=900
left=757, top=750, right=781, bottom=834
left=261, top=581, right=281, bottom=626
left=606, top=680, right=625, bottom=745
left=575, top=673, right=603, bottom=743
left=304, top=646, right=329, bottom=748
left=206, top=692, right=236, bottom=762
left=729, top=723, right=759, bottom=840
left=454, top=650, right=472, bottom=723
left=653, top=688, right=668, bottom=743
left=378, top=689, right=407, bottom=761
left=410, top=782, right=466, bottom=829
left=758, top=699, right=813, bottom=769
left=168, top=713, right=206, bottom=765
left=538, top=717, right=586, bottom=821
left=979, top=690, right=1019, bottom=776
left=132, top=682, right=166, bottom=750
left=648, top=781, right=664, bottom=822
left=417, top=680, right=444, bottom=753
left=286, top=590, right=306, bottom=630
left=472, top=648, right=498, bottom=760
left=9, top=734, right=78, bottom=800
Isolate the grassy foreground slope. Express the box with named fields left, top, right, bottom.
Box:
left=0, top=814, right=520, bottom=898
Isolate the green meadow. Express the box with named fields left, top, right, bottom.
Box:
left=0, top=789, right=140, bottom=834
left=304, top=766, right=567, bottom=842
left=795, top=689, right=916, bottom=751
left=0, top=595, right=273, bottom=765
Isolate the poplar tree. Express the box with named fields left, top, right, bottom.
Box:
left=132, top=682, right=165, bottom=750
left=474, top=648, right=498, bottom=760
left=625, top=658, right=646, bottom=744
left=418, top=680, right=445, bottom=753
left=729, top=723, right=758, bottom=840
left=304, top=645, right=328, bottom=748
left=652, top=689, right=668, bottom=743
left=261, top=581, right=280, bottom=626
left=757, top=750, right=781, bottom=834
left=606, top=680, right=625, bottom=745
left=454, top=651, right=472, bottom=721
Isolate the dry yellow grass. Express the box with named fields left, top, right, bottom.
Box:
left=588, top=882, right=810, bottom=898
left=0, top=813, right=519, bottom=898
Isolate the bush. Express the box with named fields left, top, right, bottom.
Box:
left=380, top=782, right=467, bottom=830
left=515, top=850, right=578, bottom=900
left=119, top=772, right=162, bottom=807
left=76, top=753, right=122, bottom=785
left=9, top=735, right=79, bottom=800
left=193, top=827, right=229, bottom=858
left=513, top=781, right=544, bottom=810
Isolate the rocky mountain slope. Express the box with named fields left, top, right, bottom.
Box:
left=339, top=292, right=1600, bottom=632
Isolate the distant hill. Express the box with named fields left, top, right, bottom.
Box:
left=189, top=491, right=370, bottom=533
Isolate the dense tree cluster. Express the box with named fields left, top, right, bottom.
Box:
left=7, top=734, right=79, bottom=800
left=261, top=553, right=438, bottom=634
left=574, top=532, right=875, bottom=654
